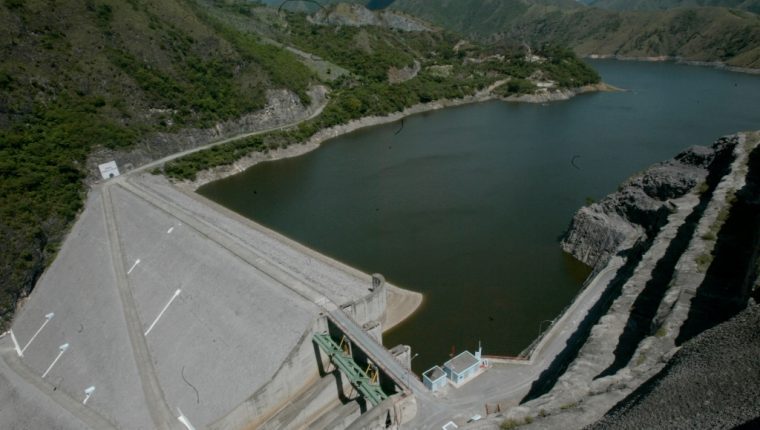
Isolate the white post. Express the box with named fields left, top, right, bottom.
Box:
left=83, top=386, right=95, bottom=405
left=177, top=408, right=196, bottom=430
left=9, top=329, right=23, bottom=357
left=21, top=312, right=54, bottom=355
left=42, top=343, right=69, bottom=379
left=144, top=289, right=181, bottom=336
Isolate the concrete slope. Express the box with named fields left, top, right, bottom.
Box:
left=5, top=189, right=155, bottom=429
left=0, top=168, right=383, bottom=429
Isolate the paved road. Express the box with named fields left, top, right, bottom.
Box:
left=132, top=86, right=328, bottom=176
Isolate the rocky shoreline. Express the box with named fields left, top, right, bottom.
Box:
left=495, top=132, right=760, bottom=429
left=560, top=141, right=728, bottom=267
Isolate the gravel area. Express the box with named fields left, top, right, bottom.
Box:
left=588, top=301, right=760, bottom=430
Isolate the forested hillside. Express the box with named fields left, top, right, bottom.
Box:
left=0, top=0, right=318, bottom=328
left=386, top=0, right=760, bottom=69
left=587, top=0, right=760, bottom=14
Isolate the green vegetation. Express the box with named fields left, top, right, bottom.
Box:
left=0, top=0, right=312, bottom=328
left=500, top=414, right=536, bottom=429
left=389, top=0, right=760, bottom=69
left=587, top=0, right=760, bottom=14
left=501, top=419, right=524, bottom=430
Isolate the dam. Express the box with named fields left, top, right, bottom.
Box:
left=1, top=60, right=759, bottom=430
left=0, top=172, right=421, bottom=429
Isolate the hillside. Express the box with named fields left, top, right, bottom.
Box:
left=0, top=0, right=316, bottom=328
left=588, top=0, right=760, bottom=14
left=387, top=0, right=760, bottom=69
left=0, top=0, right=600, bottom=329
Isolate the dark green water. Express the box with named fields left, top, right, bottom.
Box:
left=199, top=60, right=760, bottom=373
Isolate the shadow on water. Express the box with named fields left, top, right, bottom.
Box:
left=595, top=144, right=735, bottom=379
left=676, top=145, right=760, bottom=346
left=520, top=235, right=657, bottom=403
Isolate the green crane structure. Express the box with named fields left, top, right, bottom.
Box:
left=313, top=332, right=389, bottom=406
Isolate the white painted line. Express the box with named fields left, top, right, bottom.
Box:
left=177, top=408, right=196, bottom=430
left=9, top=329, right=23, bottom=357
left=21, top=312, right=54, bottom=355
left=167, top=226, right=174, bottom=234
left=42, top=343, right=69, bottom=379
left=127, top=259, right=141, bottom=275
left=144, top=289, right=181, bottom=336
left=83, top=386, right=95, bottom=405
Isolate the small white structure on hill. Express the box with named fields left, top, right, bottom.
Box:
left=98, top=161, right=120, bottom=179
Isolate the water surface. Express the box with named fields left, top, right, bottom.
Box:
left=199, top=60, right=760, bottom=372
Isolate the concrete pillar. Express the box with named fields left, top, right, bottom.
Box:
left=371, top=273, right=385, bottom=291
left=389, top=345, right=411, bottom=369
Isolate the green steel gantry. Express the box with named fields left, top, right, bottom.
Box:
left=313, top=332, right=389, bottom=406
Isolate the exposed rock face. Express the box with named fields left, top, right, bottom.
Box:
left=86, top=86, right=327, bottom=184
left=310, top=4, right=434, bottom=32
left=388, top=60, right=421, bottom=84
left=561, top=140, right=732, bottom=266
left=588, top=301, right=760, bottom=430
left=499, top=133, right=758, bottom=430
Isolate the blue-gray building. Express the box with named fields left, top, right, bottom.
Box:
left=443, top=351, right=481, bottom=384
left=422, top=366, right=447, bottom=392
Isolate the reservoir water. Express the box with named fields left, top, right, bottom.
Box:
left=199, top=60, right=760, bottom=373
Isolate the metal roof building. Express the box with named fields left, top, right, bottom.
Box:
left=443, top=351, right=480, bottom=384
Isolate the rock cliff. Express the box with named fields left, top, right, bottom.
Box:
left=310, top=3, right=434, bottom=32
left=560, top=139, right=734, bottom=267
left=495, top=132, right=760, bottom=430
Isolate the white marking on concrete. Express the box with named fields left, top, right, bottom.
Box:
left=83, top=386, right=95, bottom=405
left=21, top=312, right=55, bottom=355
left=42, top=343, right=69, bottom=378
left=177, top=408, right=196, bottom=430
left=9, top=329, right=23, bottom=357
left=127, top=259, right=141, bottom=275
left=167, top=226, right=174, bottom=234
left=144, top=289, right=181, bottom=336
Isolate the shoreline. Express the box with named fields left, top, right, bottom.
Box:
left=586, top=54, right=760, bottom=75
left=179, top=81, right=613, bottom=191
